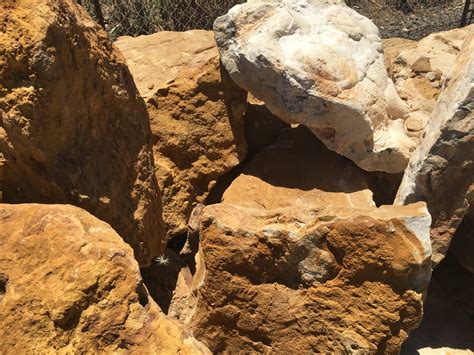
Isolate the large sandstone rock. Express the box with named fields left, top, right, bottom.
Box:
left=174, top=201, right=432, bottom=353
left=0, top=204, right=209, bottom=354
left=383, top=26, right=473, bottom=140
left=214, top=0, right=415, bottom=173
left=222, top=126, right=375, bottom=211
left=116, top=30, right=247, bottom=238
left=0, top=0, right=164, bottom=265
left=395, top=31, right=474, bottom=267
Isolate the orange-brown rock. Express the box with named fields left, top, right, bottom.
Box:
left=116, top=30, right=247, bottom=238
left=175, top=201, right=432, bottom=353
left=0, top=203, right=209, bottom=354
left=222, top=126, right=375, bottom=211
left=395, top=31, right=474, bottom=267
left=0, top=0, right=164, bottom=265
left=383, top=26, right=473, bottom=139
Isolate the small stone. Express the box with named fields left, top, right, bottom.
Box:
left=425, top=71, right=437, bottom=81
left=396, top=77, right=406, bottom=87
left=412, top=56, right=432, bottom=73
left=405, top=116, right=425, bottom=132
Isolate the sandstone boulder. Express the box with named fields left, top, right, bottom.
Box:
left=395, top=31, right=474, bottom=267
left=222, top=126, right=375, bottom=210
left=214, top=0, right=415, bottom=173
left=174, top=201, right=432, bottom=353
left=116, top=30, right=247, bottom=238
left=0, top=203, right=209, bottom=354
left=0, top=0, right=164, bottom=265
left=384, top=26, right=473, bottom=139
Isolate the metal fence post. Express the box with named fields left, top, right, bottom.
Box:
left=460, top=0, right=473, bottom=26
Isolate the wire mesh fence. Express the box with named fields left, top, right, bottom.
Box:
left=77, top=0, right=468, bottom=40
left=79, top=0, right=245, bottom=38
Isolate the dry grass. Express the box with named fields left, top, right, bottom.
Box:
left=82, top=0, right=244, bottom=37
left=80, top=0, right=464, bottom=40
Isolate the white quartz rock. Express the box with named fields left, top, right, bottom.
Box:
left=214, top=0, right=414, bottom=173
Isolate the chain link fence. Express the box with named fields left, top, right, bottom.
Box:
left=79, top=0, right=245, bottom=38
left=78, top=0, right=468, bottom=40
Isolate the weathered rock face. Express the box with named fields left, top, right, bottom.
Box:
left=0, top=0, right=164, bottom=265
left=174, top=127, right=433, bottom=353
left=175, top=201, right=432, bottom=353
left=214, top=0, right=415, bottom=173
left=116, top=30, right=247, bottom=238
left=0, top=203, right=209, bottom=354
left=222, top=126, right=375, bottom=211
left=395, top=31, right=474, bottom=267
left=383, top=26, right=473, bottom=140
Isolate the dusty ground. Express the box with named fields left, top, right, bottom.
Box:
left=350, top=0, right=466, bottom=39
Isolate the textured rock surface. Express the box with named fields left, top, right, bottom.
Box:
left=222, top=126, right=375, bottom=210
left=116, top=30, right=247, bottom=238
left=384, top=26, right=473, bottom=140
left=175, top=201, right=432, bottom=353
left=0, top=203, right=209, bottom=354
left=0, top=0, right=164, bottom=265
left=214, top=0, right=415, bottom=173
left=395, top=31, right=474, bottom=266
